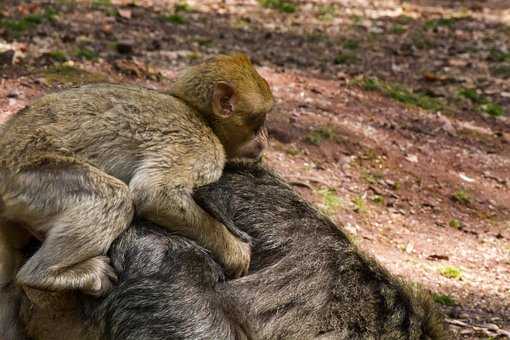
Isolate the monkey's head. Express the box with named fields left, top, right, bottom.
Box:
left=170, top=53, right=274, bottom=159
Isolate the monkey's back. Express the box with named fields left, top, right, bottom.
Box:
left=0, top=84, right=222, bottom=182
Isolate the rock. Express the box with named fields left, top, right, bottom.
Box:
left=116, top=41, right=134, bottom=55
left=0, top=49, right=15, bottom=66
left=437, top=113, right=456, bottom=135
left=484, top=323, right=500, bottom=332
left=427, top=254, right=449, bottom=261
left=458, top=173, right=475, bottom=183
left=117, top=9, right=132, bottom=19
left=7, top=90, right=18, bottom=98
left=268, top=126, right=294, bottom=144
left=405, top=154, right=418, bottom=163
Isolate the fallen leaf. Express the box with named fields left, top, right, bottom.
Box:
left=405, top=154, right=418, bottom=163
left=459, top=173, right=475, bottom=183
left=448, top=58, right=468, bottom=67
left=427, top=254, right=450, bottom=261
left=118, top=9, right=132, bottom=19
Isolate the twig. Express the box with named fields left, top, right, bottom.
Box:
left=446, top=319, right=510, bottom=338
left=288, top=176, right=332, bottom=188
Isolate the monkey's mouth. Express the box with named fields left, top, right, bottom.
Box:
left=246, top=111, right=267, bottom=134
left=230, top=127, right=268, bottom=161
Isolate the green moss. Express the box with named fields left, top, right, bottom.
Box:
left=74, top=48, right=99, bottom=60
left=175, top=1, right=192, bottom=13
left=258, top=0, right=296, bottom=13
left=480, top=102, right=505, bottom=117
left=0, top=7, right=56, bottom=36
left=361, top=170, right=384, bottom=185
left=305, top=127, right=337, bottom=145
left=350, top=15, right=362, bottom=25
left=458, top=88, right=485, bottom=104
left=286, top=146, right=301, bottom=156
left=43, top=65, right=107, bottom=85
left=491, top=64, right=510, bottom=78
left=92, top=0, right=112, bottom=7
left=424, top=17, right=459, bottom=30
left=432, top=293, right=456, bottom=306
left=448, top=219, right=462, bottom=229
left=358, top=148, right=380, bottom=162
left=359, top=77, right=382, bottom=91
left=163, top=14, right=186, bottom=24
left=334, top=51, right=358, bottom=65
left=317, top=188, right=342, bottom=214
left=395, top=15, right=414, bottom=25
left=458, top=88, right=505, bottom=117
left=355, top=77, right=442, bottom=111
left=371, top=195, right=385, bottom=205
left=46, top=50, right=68, bottom=63
left=390, top=24, right=407, bottom=34
left=352, top=195, right=367, bottom=214
left=438, top=266, right=462, bottom=280
left=452, top=189, right=471, bottom=205
left=488, top=48, right=510, bottom=62
left=387, top=181, right=399, bottom=191
left=195, top=37, right=214, bottom=47
left=317, top=4, right=336, bottom=21
left=411, top=31, right=434, bottom=49
left=343, top=39, right=359, bottom=50
left=387, top=85, right=442, bottom=111
left=230, top=17, right=251, bottom=30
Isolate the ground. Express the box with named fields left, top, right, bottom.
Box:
left=0, top=0, right=509, bottom=338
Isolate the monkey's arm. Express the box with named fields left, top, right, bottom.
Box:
left=129, top=168, right=250, bottom=277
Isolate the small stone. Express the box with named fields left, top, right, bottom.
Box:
left=484, top=323, right=500, bottom=331
left=116, top=41, right=134, bottom=55
left=405, top=154, right=418, bottom=163
left=459, top=173, right=475, bottom=183
left=7, top=90, right=18, bottom=98
left=0, top=49, right=15, bottom=66
left=117, top=9, right=132, bottom=19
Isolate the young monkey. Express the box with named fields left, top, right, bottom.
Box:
left=0, top=53, right=273, bottom=315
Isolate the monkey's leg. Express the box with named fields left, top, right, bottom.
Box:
left=0, top=221, right=30, bottom=340
left=1, top=156, right=134, bottom=296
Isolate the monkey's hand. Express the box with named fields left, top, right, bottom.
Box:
left=130, top=177, right=251, bottom=278
left=217, top=225, right=251, bottom=278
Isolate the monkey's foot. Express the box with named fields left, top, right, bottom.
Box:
left=221, top=238, right=251, bottom=279
left=80, top=256, right=117, bottom=297
left=18, top=255, right=117, bottom=296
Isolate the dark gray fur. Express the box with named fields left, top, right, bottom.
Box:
left=19, top=162, right=446, bottom=340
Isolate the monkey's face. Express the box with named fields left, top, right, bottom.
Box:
left=213, top=110, right=270, bottom=160
left=211, top=65, right=273, bottom=160
left=229, top=127, right=268, bottom=161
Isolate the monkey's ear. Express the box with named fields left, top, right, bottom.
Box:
left=212, top=82, right=236, bottom=118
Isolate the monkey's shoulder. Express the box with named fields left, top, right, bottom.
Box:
left=14, top=83, right=204, bottom=131
left=28, top=83, right=185, bottom=113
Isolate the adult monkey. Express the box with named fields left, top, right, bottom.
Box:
left=17, top=162, right=447, bottom=340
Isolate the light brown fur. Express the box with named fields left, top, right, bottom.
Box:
left=0, top=53, right=273, bottom=339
